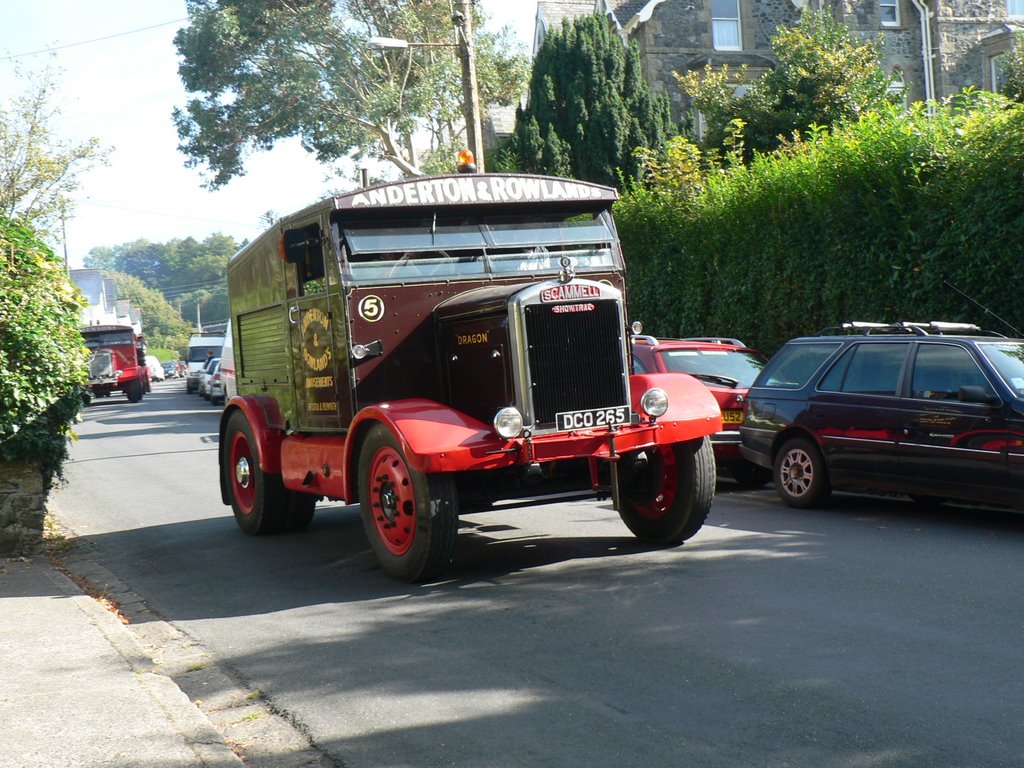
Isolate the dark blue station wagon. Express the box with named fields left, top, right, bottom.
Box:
left=739, top=322, right=1024, bottom=510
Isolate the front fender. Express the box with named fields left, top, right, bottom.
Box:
left=219, top=395, right=286, bottom=476
left=347, top=400, right=510, bottom=476
left=629, top=372, right=723, bottom=441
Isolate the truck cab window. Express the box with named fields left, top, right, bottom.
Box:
left=283, top=224, right=326, bottom=295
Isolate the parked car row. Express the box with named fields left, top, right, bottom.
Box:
left=632, top=321, right=1024, bottom=514
left=194, top=356, right=224, bottom=405
left=162, top=360, right=186, bottom=379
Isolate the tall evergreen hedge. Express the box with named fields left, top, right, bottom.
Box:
left=616, top=94, right=1024, bottom=354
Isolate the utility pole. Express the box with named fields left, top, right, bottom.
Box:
left=60, top=202, right=69, bottom=271
left=453, top=0, right=485, bottom=172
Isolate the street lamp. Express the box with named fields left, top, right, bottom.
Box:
left=367, top=0, right=485, bottom=172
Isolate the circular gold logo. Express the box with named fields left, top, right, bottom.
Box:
left=301, top=307, right=332, bottom=372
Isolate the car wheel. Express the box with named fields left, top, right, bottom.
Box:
left=618, top=436, right=716, bottom=544
left=732, top=461, right=773, bottom=489
left=774, top=437, right=831, bottom=508
left=358, top=423, right=459, bottom=581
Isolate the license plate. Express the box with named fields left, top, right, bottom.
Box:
left=721, top=409, right=744, bottom=425
left=555, top=406, right=630, bottom=431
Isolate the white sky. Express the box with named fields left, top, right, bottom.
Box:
left=0, top=1, right=537, bottom=268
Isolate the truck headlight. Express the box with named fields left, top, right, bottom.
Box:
left=493, top=407, right=524, bottom=439
left=640, top=387, right=669, bottom=418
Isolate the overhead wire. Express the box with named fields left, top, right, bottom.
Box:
left=0, top=18, right=188, bottom=61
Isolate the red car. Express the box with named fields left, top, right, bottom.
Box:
left=631, top=335, right=770, bottom=487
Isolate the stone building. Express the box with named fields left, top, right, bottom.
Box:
left=535, top=0, right=1024, bottom=124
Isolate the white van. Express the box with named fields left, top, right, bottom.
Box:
left=186, top=334, right=225, bottom=394
left=219, top=319, right=236, bottom=402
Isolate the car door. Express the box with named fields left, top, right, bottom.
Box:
left=808, top=341, right=908, bottom=489
left=898, top=342, right=1008, bottom=503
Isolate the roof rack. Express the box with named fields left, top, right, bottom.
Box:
left=682, top=336, right=746, bottom=347
left=814, top=321, right=1002, bottom=337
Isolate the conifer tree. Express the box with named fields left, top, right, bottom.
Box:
left=513, top=15, right=673, bottom=186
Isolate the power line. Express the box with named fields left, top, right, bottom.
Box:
left=76, top=198, right=256, bottom=229
left=0, top=18, right=188, bottom=61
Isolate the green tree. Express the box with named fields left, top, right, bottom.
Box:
left=105, top=272, right=194, bottom=355
left=0, top=216, right=87, bottom=491
left=997, top=32, right=1024, bottom=102
left=173, top=0, right=528, bottom=184
left=678, top=11, right=896, bottom=160
left=0, top=67, right=107, bottom=242
left=85, top=234, right=239, bottom=333
left=513, top=15, right=673, bottom=186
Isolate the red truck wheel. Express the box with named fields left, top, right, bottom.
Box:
left=224, top=410, right=316, bottom=535
left=357, top=424, right=458, bottom=581
left=617, top=437, right=715, bottom=545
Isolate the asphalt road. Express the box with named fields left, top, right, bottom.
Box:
left=52, top=381, right=1024, bottom=767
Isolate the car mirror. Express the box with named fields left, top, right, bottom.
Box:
left=958, top=385, right=1000, bottom=406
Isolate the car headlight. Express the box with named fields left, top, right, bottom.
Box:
left=640, top=387, right=669, bottom=418
left=493, top=407, right=524, bottom=439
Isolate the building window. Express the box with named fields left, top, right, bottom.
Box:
left=881, top=0, right=900, bottom=26
left=991, top=53, right=1007, bottom=91
left=1010, top=0, right=1024, bottom=19
left=712, top=0, right=741, bottom=51
left=888, top=69, right=906, bottom=105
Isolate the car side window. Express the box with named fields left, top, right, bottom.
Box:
left=910, top=344, right=994, bottom=400
left=820, top=342, right=906, bottom=395
left=759, top=342, right=841, bottom=388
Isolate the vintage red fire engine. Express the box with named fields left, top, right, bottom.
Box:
left=219, top=166, right=722, bottom=580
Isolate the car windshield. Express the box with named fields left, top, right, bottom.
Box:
left=660, top=349, right=766, bottom=388
left=342, top=210, right=618, bottom=282
left=978, top=341, right=1024, bottom=396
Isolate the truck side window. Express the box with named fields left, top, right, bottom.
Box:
left=283, top=224, right=326, bottom=295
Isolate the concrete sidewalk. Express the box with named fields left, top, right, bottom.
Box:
left=0, top=556, right=243, bottom=768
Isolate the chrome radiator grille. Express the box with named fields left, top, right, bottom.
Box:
left=523, top=300, right=628, bottom=425
left=88, top=351, right=115, bottom=381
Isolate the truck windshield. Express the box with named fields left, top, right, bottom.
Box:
left=188, top=346, right=221, bottom=362
left=83, top=331, right=134, bottom=348
left=341, top=210, right=618, bottom=282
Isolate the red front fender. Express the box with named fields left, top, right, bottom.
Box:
left=219, top=395, right=286, bottom=475
left=347, top=401, right=510, bottom=477
left=629, top=372, right=723, bottom=433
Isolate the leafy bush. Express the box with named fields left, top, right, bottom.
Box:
left=616, top=93, right=1024, bottom=354
left=0, top=216, right=87, bottom=490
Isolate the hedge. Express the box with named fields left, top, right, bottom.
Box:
left=615, top=93, right=1024, bottom=354
left=0, top=217, right=87, bottom=491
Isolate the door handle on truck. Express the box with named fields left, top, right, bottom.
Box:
left=288, top=306, right=300, bottom=325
